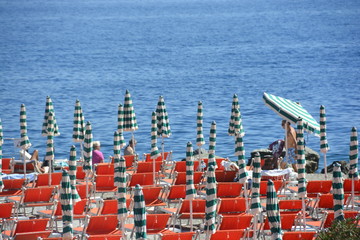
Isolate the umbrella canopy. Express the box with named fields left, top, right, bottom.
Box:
left=45, top=112, right=55, bottom=164
left=82, top=122, right=93, bottom=173
left=349, top=127, right=359, bottom=180
left=72, top=99, right=85, bottom=143
left=185, top=142, right=196, bottom=200
left=266, top=180, right=282, bottom=240
left=60, top=169, right=80, bottom=239
left=208, top=121, right=217, bottom=169
left=332, top=163, right=345, bottom=221
left=296, top=118, right=307, bottom=198
left=123, top=90, right=138, bottom=132
left=235, top=133, right=249, bottom=184
left=134, top=184, right=147, bottom=239
left=250, top=152, right=262, bottom=214
left=0, top=119, right=3, bottom=192
left=116, top=104, right=126, bottom=148
left=19, top=104, right=31, bottom=150
left=68, top=146, right=77, bottom=187
left=150, top=112, right=161, bottom=159
left=320, top=105, right=330, bottom=178
left=196, top=101, right=205, bottom=147
left=41, top=96, right=60, bottom=136
left=156, top=96, right=171, bottom=138
left=263, top=92, right=320, bottom=135
left=204, top=165, right=217, bottom=235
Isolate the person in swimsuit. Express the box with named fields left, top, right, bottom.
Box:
left=281, top=120, right=298, bottom=172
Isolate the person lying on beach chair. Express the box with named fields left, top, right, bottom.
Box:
left=20, top=149, right=48, bottom=174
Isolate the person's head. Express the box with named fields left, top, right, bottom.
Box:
left=93, top=141, right=101, bottom=150
left=129, top=139, right=137, bottom=147
left=281, top=120, right=290, bottom=129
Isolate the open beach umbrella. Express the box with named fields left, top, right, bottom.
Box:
left=185, top=142, right=196, bottom=231
left=156, top=96, right=171, bottom=161
left=0, top=119, right=3, bottom=192
left=250, top=152, right=262, bottom=239
left=60, top=169, right=80, bottom=240
left=320, top=105, right=330, bottom=179
left=72, top=99, right=85, bottom=160
left=20, top=104, right=31, bottom=178
left=205, top=165, right=217, bottom=238
left=117, top=104, right=126, bottom=148
left=45, top=112, right=55, bottom=185
left=123, top=90, right=138, bottom=154
left=266, top=180, right=282, bottom=240
left=208, top=121, right=217, bottom=169
left=228, top=94, right=245, bottom=137
left=68, top=146, right=77, bottom=187
left=349, top=127, right=358, bottom=209
left=263, top=92, right=320, bottom=135
left=82, top=121, right=93, bottom=199
left=332, top=163, right=345, bottom=221
left=41, top=96, right=60, bottom=137
left=296, top=118, right=307, bottom=230
left=150, top=112, right=161, bottom=185
left=235, top=132, right=249, bottom=210
left=133, top=184, right=147, bottom=240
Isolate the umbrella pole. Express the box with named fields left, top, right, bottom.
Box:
left=351, top=177, right=355, bottom=210
left=80, top=142, right=84, bottom=161
left=121, top=217, right=127, bottom=240
left=153, top=157, right=156, bottom=186
left=49, top=160, right=52, bottom=186
left=85, top=172, right=89, bottom=200
left=162, top=137, right=165, bottom=162
left=243, top=180, right=249, bottom=212
left=324, top=153, right=328, bottom=179
left=285, top=124, right=289, bottom=165
left=302, top=198, right=306, bottom=230
left=131, top=131, right=136, bottom=154
left=23, top=153, right=26, bottom=180
left=190, top=199, right=193, bottom=231
left=252, top=214, right=257, bottom=240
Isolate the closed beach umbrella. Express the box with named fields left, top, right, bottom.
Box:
left=332, top=163, right=345, bottom=221
left=72, top=99, right=85, bottom=143
left=60, top=169, right=80, bottom=240
left=0, top=119, right=3, bottom=192
left=41, top=96, right=60, bottom=136
left=263, top=92, right=320, bottom=135
left=123, top=90, right=138, bottom=154
left=45, top=112, right=55, bottom=185
left=250, top=152, right=262, bottom=239
left=349, top=127, right=359, bottom=209
left=150, top=112, right=161, bottom=185
left=208, top=121, right=217, bottom=169
left=205, top=165, right=217, bottom=238
left=196, top=101, right=205, bottom=147
left=235, top=132, right=249, bottom=210
left=82, top=122, right=93, bottom=199
left=320, top=105, right=330, bottom=179
left=117, top=104, right=126, bottom=148
left=156, top=96, right=171, bottom=162
left=186, top=142, right=196, bottom=231
left=68, top=146, right=77, bottom=187
left=266, top=180, right=282, bottom=240
left=20, top=104, right=31, bottom=178
left=296, top=118, right=307, bottom=230
left=228, top=94, right=239, bottom=136
left=134, top=184, right=147, bottom=240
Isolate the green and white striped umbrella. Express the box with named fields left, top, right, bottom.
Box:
left=72, top=99, right=85, bottom=143
left=228, top=94, right=239, bottom=136
left=20, top=104, right=31, bottom=150
left=186, top=142, right=196, bottom=200
left=134, top=184, right=147, bottom=239
left=235, top=132, right=249, bottom=184
left=320, top=105, right=330, bottom=179
left=116, top=104, right=126, bottom=148
left=42, top=96, right=60, bottom=137
left=196, top=101, right=205, bottom=147
left=263, top=92, right=320, bottom=135
left=204, top=165, right=217, bottom=235
left=0, top=119, right=3, bottom=192
left=349, top=127, right=359, bottom=180
left=150, top=112, right=161, bottom=159
left=45, top=111, right=55, bottom=163
left=68, top=146, right=77, bottom=187
left=266, top=180, right=282, bottom=240
left=60, top=169, right=80, bottom=239
left=114, top=131, right=122, bottom=162
left=156, top=96, right=171, bottom=138
left=296, top=118, right=307, bottom=198
left=82, top=122, right=93, bottom=173
left=208, top=121, right=217, bottom=169
left=250, top=152, right=262, bottom=214
left=332, top=163, right=345, bottom=221
left=123, top=90, right=138, bottom=132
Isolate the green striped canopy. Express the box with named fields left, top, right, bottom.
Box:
left=320, top=105, right=329, bottom=153
left=263, top=92, right=320, bottom=135
left=266, top=180, right=282, bottom=240
left=349, top=127, right=359, bottom=180
left=332, top=163, right=345, bottom=221
left=296, top=118, right=307, bottom=199
left=156, top=96, right=171, bottom=138
left=116, top=104, right=126, bottom=148
left=60, top=169, right=80, bottom=239
left=185, top=142, right=196, bottom=200
left=68, top=146, right=77, bottom=187
left=196, top=101, right=205, bottom=147
left=250, top=152, right=262, bottom=214
left=150, top=112, right=161, bottom=159
left=82, top=122, right=93, bottom=173
left=45, top=112, right=55, bottom=163
left=235, top=133, right=249, bottom=184
left=0, top=119, right=3, bottom=192
left=134, top=184, right=147, bottom=239
left=123, top=90, right=138, bottom=132
left=19, top=104, right=31, bottom=150
left=72, top=99, right=85, bottom=143
left=208, top=121, right=217, bottom=169
left=228, top=94, right=239, bottom=136
left=233, top=108, right=244, bottom=136
left=42, top=96, right=60, bottom=136
left=204, top=166, right=217, bottom=234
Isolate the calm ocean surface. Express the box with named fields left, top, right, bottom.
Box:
left=1, top=0, right=360, bottom=172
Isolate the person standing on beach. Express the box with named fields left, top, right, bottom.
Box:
left=92, top=141, right=104, bottom=165
left=281, top=120, right=298, bottom=172
left=124, top=139, right=137, bottom=156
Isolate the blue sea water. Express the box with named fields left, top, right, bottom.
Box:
left=1, top=0, right=360, bottom=172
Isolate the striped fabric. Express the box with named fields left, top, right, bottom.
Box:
left=208, top=121, right=217, bottom=169
left=45, top=112, right=55, bottom=163
left=68, top=145, right=77, bottom=187
left=266, top=180, right=282, bottom=240
left=332, top=163, right=345, bottom=221
left=72, top=99, right=85, bottom=143
left=250, top=152, right=262, bottom=214
left=41, top=96, right=60, bottom=136
left=113, top=131, right=121, bottom=161
left=204, top=166, right=217, bottom=234
left=19, top=104, right=31, bottom=150
left=82, top=122, right=93, bottom=173
left=185, top=142, right=196, bottom=200
left=134, top=184, right=147, bottom=239
left=319, top=105, right=329, bottom=153
left=123, top=90, right=138, bottom=132
left=349, top=127, right=359, bottom=180
left=296, top=118, right=307, bottom=199
left=263, top=92, right=320, bottom=135
left=61, top=169, right=80, bottom=239
left=196, top=101, right=205, bottom=147
left=156, top=96, right=171, bottom=138
left=228, top=94, right=239, bottom=136
left=150, top=112, right=161, bottom=159
left=0, top=119, right=3, bottom=192
left=235, top=132, right=249, bottom=184
left=116, top=104, right=126, bottom=148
